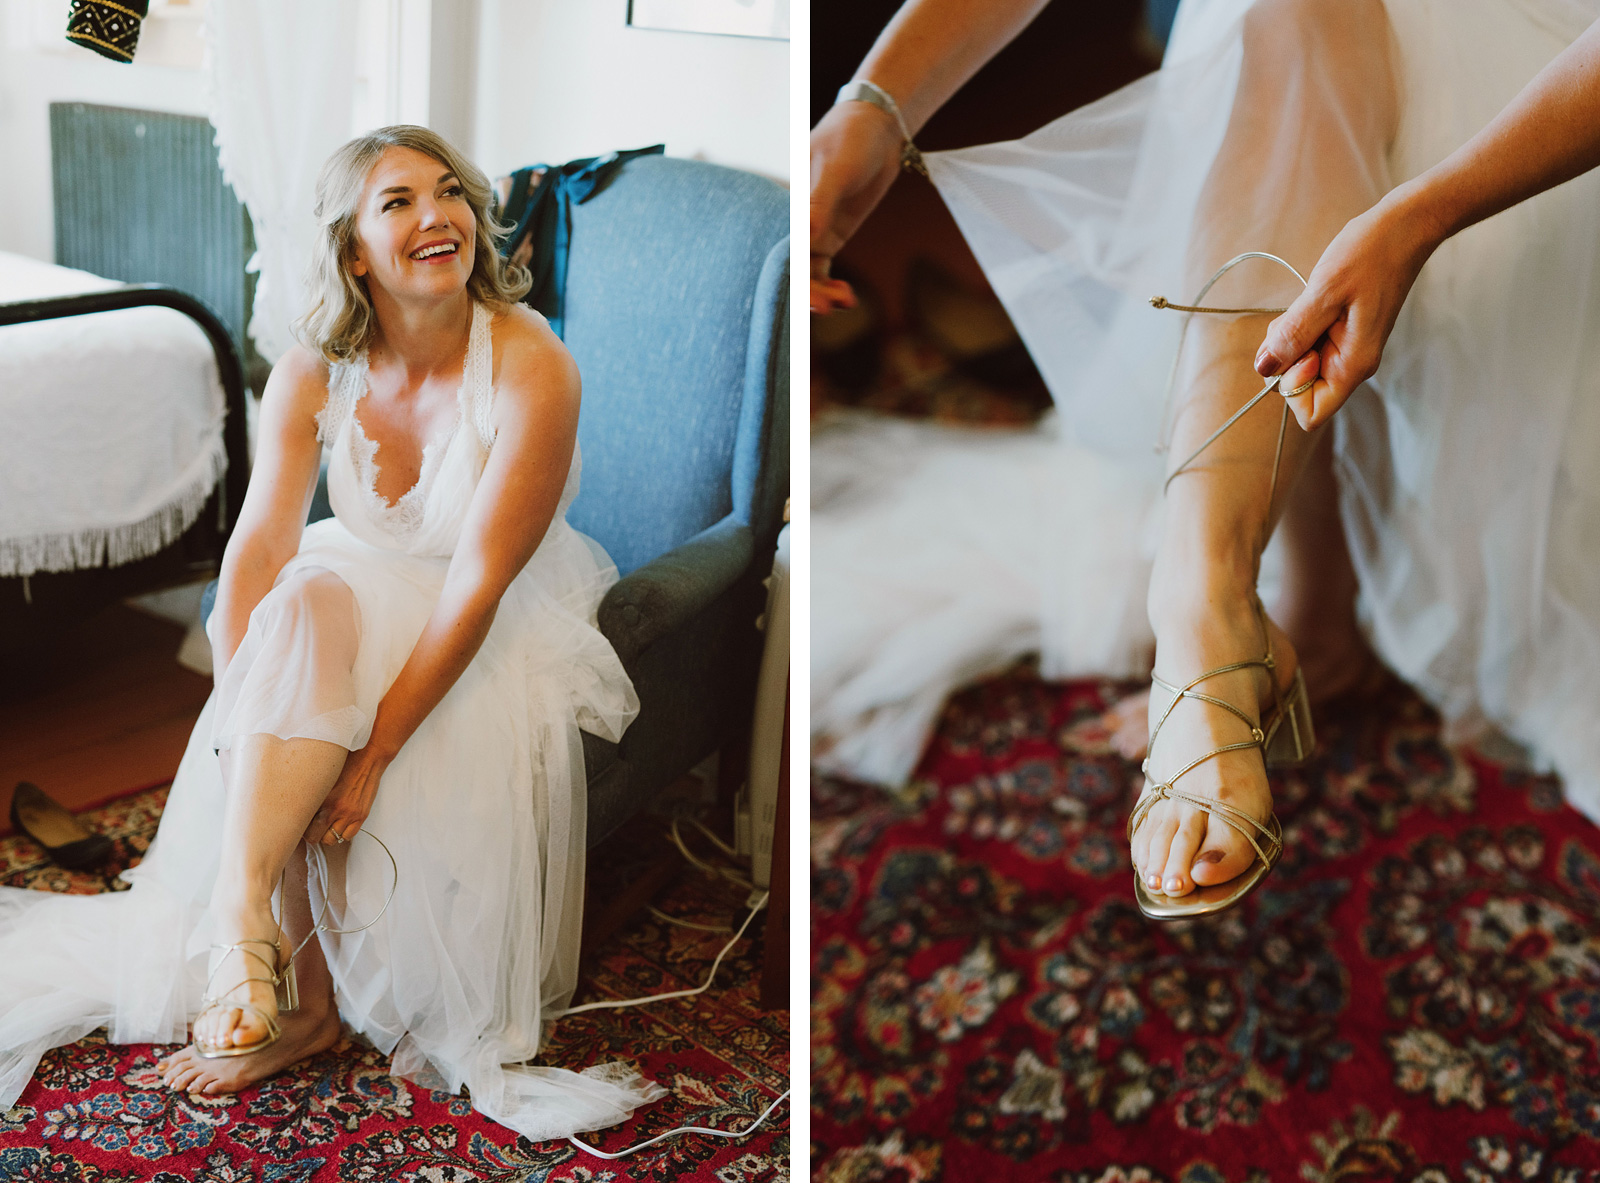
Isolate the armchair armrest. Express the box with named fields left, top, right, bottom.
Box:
left=598, top=515, right=754, bottom=666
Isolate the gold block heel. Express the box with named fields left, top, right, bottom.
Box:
left=1263, top=667, right=1315, bottom=767
left=276, top=958, right=299, bottom=1014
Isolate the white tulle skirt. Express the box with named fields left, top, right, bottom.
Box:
left=0, top=513, right=664, bottom=1141
left=814, top=0, right=1600, bottom=820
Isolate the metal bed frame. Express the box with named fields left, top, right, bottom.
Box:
left=0, top=285, right=251, bottom=653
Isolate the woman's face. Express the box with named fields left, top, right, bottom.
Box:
left=348, top=145, right=476, bottom=304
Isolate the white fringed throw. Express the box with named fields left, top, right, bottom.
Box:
left=0, top=252, right=228, bottom=577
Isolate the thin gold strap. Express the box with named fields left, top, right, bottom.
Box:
left=1129, top=784, right=1280, bottom=869
left=1151, top=252, right=1309, bottom=533
left=1149, top=297, right=1288, bottom=315
left=196, top=998, right=282, bottom=1045
left=1146, top=657, right=1272, bottom=757
left=206, top=941, right=279, bottom=983
left=1159, top=739, right=1265, bottom=791
left=291, top=829, right=400, bottom=963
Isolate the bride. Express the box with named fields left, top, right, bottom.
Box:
left=0, top=126, right=661, bottom=1139
left=812, top=0, right=1600, bottom=913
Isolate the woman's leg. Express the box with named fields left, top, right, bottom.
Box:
left=1268, top=422, right=1385, bottom=699
left=1107, top=427, right=1382, bottom=756
left=159, top=829, right=343, bottom=1093
left=1131, top=0, right=1398, bottom=897
left=157, top=568, right=359, bottom=1088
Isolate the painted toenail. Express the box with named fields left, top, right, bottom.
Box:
left=1165, top=877, right=1183, bottom=892
left=1147, top=874, right=1162, bottom=888
left=1197, top=849, right=1224, bottom=864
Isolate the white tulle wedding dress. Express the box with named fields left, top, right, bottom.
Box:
left=814, top=0, right=1600, bottom=823
left=0, top=302, right=667, bottom=1140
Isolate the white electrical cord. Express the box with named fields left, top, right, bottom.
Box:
left=686, top=814, right=739, bottom=859
left=560, top=890, right=784, bottom=1158
left=557, top=825, right=784, bottom=1160
left=567, top=1088, right=791, bottom=1159
left=558, top=890, right=769, bottom=1016
left=647, top=904, right=733, bottom=933
left=669, top=816, right=753, bottom=891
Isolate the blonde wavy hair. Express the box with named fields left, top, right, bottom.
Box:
left=295, top=125, right=531, bottom=363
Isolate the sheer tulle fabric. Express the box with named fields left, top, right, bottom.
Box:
left=811, top=411, right=1162, bottom=785
left=815, top=0, right=1600, bottom=818
left=0, top=303, right=660, bottom=1140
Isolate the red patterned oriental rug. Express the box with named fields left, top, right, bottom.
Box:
left=0, top=786, right=789, bottom=1182
left=810, top=668, right=1600, bottom=1182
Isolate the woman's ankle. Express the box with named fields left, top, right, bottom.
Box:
left=209, top=890, right=281, bottom=936
left=1147, top=560, right=1260, bottom=642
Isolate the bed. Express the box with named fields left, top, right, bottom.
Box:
left=0, top=252, right=250, bottom=654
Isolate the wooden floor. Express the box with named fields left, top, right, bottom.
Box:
left=0, top=605, right=211, bottom=831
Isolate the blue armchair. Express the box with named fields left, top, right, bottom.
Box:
left=210, top=155, right=789, bottom=852
left=562, top=156, right=789, bottom=846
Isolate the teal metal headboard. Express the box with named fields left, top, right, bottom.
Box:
left=49, top=102, right=252, bottom=355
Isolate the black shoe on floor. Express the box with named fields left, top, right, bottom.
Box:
left=9, top=782, right=113, bottom=870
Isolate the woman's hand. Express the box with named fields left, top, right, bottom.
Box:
left=810, top=101, right=905, bottom=314
left=305, top=744, right=391, bottom=846
left=1254, top=188, right=1444, bottom=430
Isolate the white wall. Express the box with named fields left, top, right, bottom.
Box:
left=0, top=0, right=208, bottom=262
left=469, top=0, right=787, bottom=186
left=0, top=0, right=787, bottom=266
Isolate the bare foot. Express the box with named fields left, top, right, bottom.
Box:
left=1129, top=600, right=1297, bottom=898
left=157, top=1002, right=340, bottom=1095
left=1106, top=693, right=1152, bottom=762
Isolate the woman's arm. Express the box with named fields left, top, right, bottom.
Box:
left=305, top=307, right=578, bottom=845
left=810, top=0, right=1050, bottom=312
left=1255, top=18, right=1600, bottom=428
left=210, top=347, right=327, bottom=684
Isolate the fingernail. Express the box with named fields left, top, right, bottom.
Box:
left=1255, top=348, right=1277, bottom=375
left=1197, top=849, right=1225, bottom=864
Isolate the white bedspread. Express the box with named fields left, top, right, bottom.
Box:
left=0, top=252, right=227, bottom=577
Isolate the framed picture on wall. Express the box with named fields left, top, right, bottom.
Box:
left=626, top=0, right=788, bottom=41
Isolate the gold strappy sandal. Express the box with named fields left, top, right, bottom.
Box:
left=193, top=831, right=398, bottom=1060
left=193, top=935, right=296, bottom=1058
left=1127, top=601, right=1314, bottom=918
left=1128, top=252, right=1321, bottom=920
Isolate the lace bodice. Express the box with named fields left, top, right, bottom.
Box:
left=318, top=303, right=495, bottom=556
left=316, top=302, right=580, bottom=559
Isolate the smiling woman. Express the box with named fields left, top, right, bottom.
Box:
left=0, top=125, right=662, bottom=1142
left=297, top=128, right=529, bottom=365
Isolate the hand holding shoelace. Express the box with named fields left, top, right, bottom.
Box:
left=304, top=743, right=391, bottom=846
left=1254, top=18, right=1600, bottom=429
left=1252, top=194, right=1441, bottom=431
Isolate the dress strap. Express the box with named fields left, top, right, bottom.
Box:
left=315, top=352, right=368, bottom=445
left=467, top=302, right=496, bottom=451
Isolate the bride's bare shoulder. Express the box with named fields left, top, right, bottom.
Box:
left=490, top=304, right=580, bottom=408
left=259, top=343, right=335, bottom=430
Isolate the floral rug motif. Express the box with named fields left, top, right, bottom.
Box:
left=1, top=787, right=789, bottom=1182
left=811, top=668, right=1600, bottom=1181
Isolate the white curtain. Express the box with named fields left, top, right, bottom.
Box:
left=203, top=0, right=360, bottom=363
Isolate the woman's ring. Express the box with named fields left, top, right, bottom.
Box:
left=1284, top=377, right=1315, bottom=398
left=334, top=831, right=347, bottom=844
